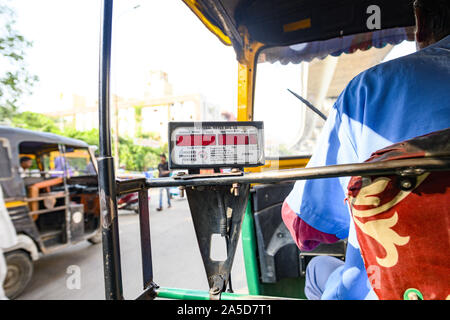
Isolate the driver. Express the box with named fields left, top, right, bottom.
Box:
left=19, top=156, right=33, bottom=178
left=282, top=0, right=450, bottom=299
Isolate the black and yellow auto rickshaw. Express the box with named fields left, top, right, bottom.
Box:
left=96, top=0, right=450, bottom=301
left=0, top=126, right=101, bottom=299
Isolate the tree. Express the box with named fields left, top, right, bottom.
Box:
left=62, top=127, right=99, bottom=149
left=118, top=136, right=166, bottom=171
left=0, top=1, right=38, bottom=120
left=11, top=111, right=60, bottom=132
left=10, top=109, right=165, bottom=171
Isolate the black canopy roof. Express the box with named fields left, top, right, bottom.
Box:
left=0, top=126, right=89, bottom=149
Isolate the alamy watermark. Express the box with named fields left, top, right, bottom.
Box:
left=66, top=265, right=81, bottom=290
left=367, top=5, right=381, bottom=30
left=366, top=264, right=381, bottom=290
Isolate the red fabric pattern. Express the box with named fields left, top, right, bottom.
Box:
left=348, top=170, right=450, bottom=300
left=281, top=200, right=340, bottom=251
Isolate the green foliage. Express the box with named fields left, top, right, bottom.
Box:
left=119, top=136, right=166, bottom=171
left=8, top=110, right=165, bottom=172
left=0, top=2, right=38, bottom=119
left=134, top=105, right=143, bottom=138
left=10, top=111, right=61, bottom=132
left=138, top=130, right=161, bottom=141
left=62, top=127, right=99, bottom=148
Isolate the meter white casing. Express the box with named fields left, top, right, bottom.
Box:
left=168, top=121, right=264, bottom=169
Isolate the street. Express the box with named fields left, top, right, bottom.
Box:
left=18, top=189, right=248, bottom=300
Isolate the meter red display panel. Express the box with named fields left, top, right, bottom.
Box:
left=168, top=121, right=264, bottom=169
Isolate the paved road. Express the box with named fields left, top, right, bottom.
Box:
left=18, top=189, right=248, bottom=300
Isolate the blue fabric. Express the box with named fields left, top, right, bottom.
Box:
left=159, top=187, right=171, bottom=209
left=305, top=256, right=344, bottom=300
left=285, top=35, right=450, bottom=300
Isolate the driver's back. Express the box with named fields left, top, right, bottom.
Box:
left=282, top=35, right=450, bottom=300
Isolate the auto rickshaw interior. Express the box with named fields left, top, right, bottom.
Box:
left=241, top=25, right=418, bottom=297
left=188, top=1, right=416, bottom=299
left=95, top=0, right=450, bottom=300
left=16, top=140, right=99, bottom=249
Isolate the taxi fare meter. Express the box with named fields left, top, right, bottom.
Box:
left=168, top=121, right=264, bottom=170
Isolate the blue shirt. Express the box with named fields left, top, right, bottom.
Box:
left=285, top=35, right=450, bottom=300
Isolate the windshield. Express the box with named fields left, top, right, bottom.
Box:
left=43, top=148, right=96, bottom=177
left=254, top=37, right=416, bottom=158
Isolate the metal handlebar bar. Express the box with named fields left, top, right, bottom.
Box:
left=115, top=156, right=450, bottom=194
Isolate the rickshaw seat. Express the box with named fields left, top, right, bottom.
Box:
left=28, top=177, right=64, bottom=212
left=347, top=128, right=450, bottom=300
left=23, top=176, right=45, bottom=186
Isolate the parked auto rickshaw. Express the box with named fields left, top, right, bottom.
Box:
left=0, top=126, right=101, bottom=299
left=96, top=0, right=450, bottom=300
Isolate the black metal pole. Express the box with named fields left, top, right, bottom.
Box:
left=138, top=189, right=153, bottom=290
left=98, top=0, right=123, bottom=300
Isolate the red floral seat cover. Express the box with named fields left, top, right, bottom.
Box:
left=347, top=128, right=450, bottom=300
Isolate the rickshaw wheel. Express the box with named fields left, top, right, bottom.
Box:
left=87, top=230, right=102, bottom=244
left=4, top=250, right=33, bottom=299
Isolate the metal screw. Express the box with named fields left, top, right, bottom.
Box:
left=401, top=180, right=412, bottom=189
left=230, top=183, right=239, bottom=196
left=179, top=186, right=185, bottom=197
left=210, top=286, right=221, bottom=295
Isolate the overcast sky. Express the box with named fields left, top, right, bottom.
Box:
left=9, top=0, right=416, bottom=151
left=11, top=0, right=238, bottom=113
